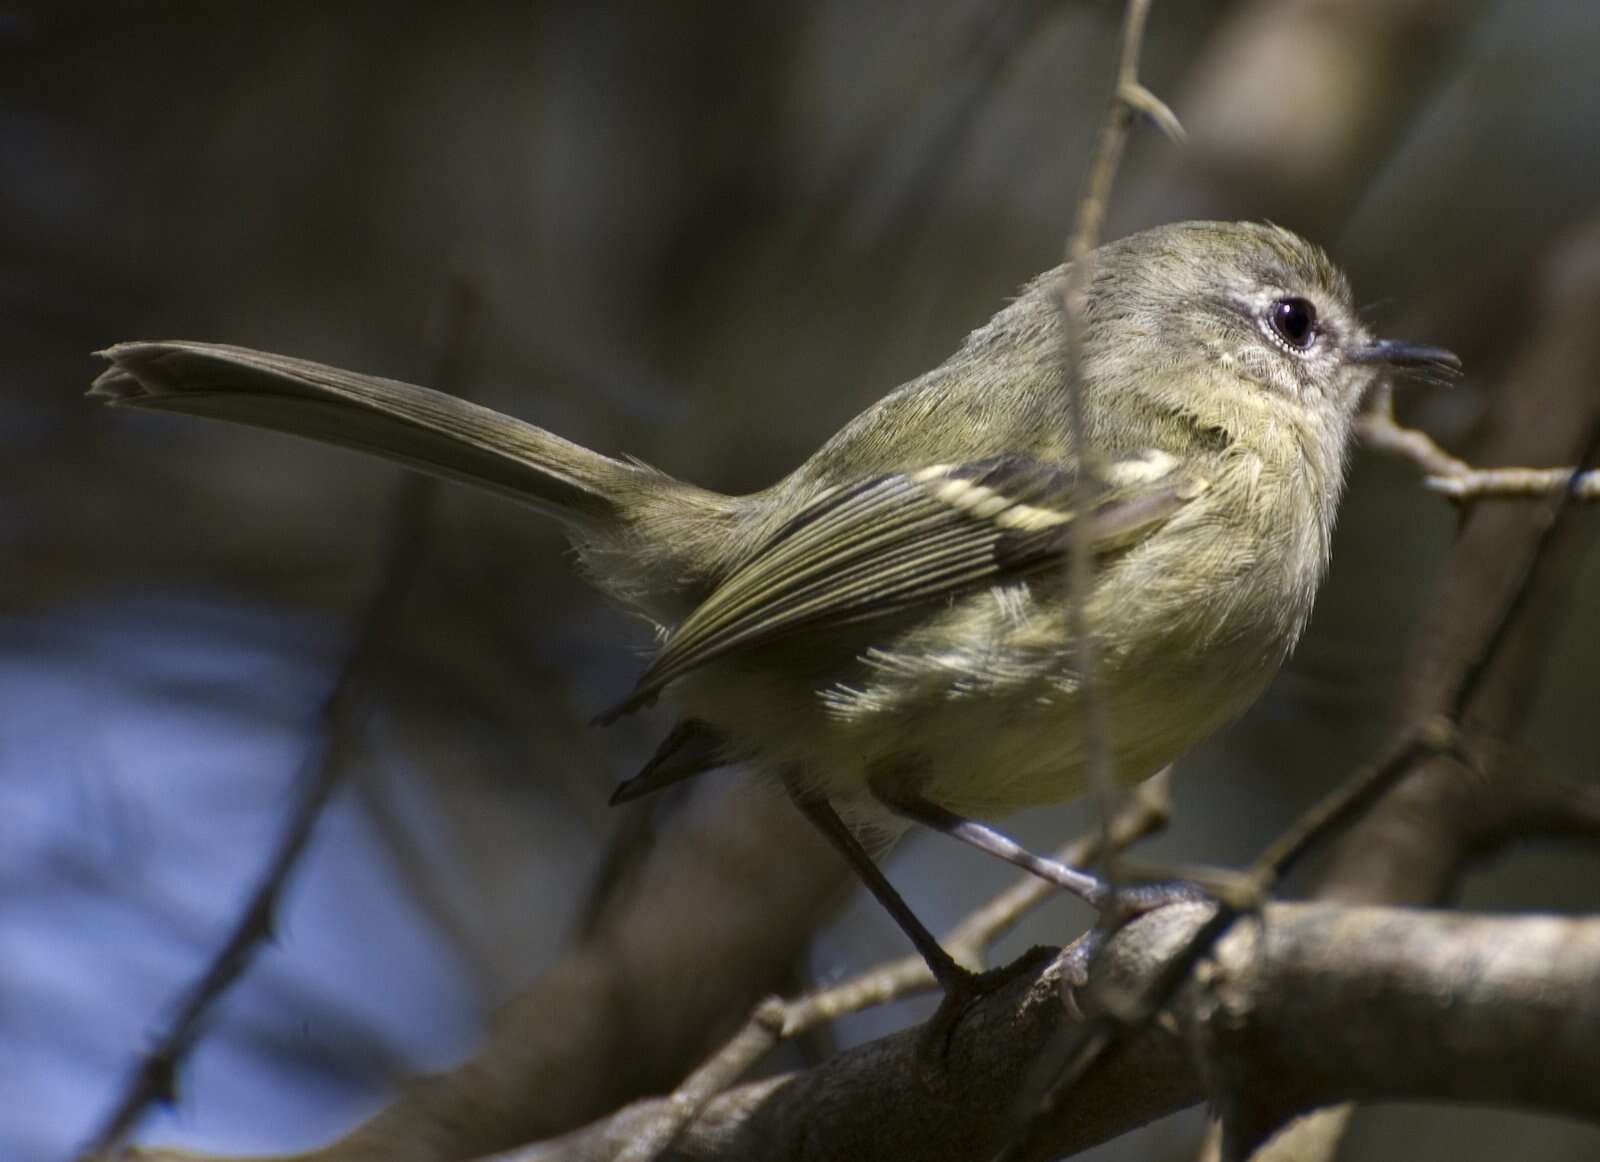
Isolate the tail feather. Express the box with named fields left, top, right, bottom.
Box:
left=93, top=341, right=636, bottom=525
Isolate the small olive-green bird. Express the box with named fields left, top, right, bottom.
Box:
left=93, top=220, right=1456, bottom=988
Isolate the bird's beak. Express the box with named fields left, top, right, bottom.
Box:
left=1348, top=339, right=1462, bottom=376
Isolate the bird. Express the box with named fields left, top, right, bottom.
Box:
left=91, top=220, right=1459, bottom=997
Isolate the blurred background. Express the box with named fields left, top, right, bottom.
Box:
left=4, top=2, right=1600, bottom=1160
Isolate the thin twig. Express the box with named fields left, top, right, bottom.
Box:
left=79, top=283, right=481, bottom=1162
left=1356, top=384, right=1472, bottom=477
left=1059, top=0, right=1183, bottom=877
left=611, top=1001, right=789, bottom=1162
left=1358, top=385, right=1600, bottom=501
left=992, top=6, right=1185, bottom=1145
left=1426, top=466, right=1600, bottom=501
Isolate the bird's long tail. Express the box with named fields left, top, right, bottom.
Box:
left=92, top=340, right=645, bottom=527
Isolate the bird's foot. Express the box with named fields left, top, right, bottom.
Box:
left=915, top=945, right=1057, bottom=1085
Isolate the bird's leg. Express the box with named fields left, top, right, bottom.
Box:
left=785, top=775, right=1052, bottom=1073
left=870, top=783, right=1208, bottom=962
left=871, top=783, right=1116, bottom=908
left=785, top=780, right=969, bottom=990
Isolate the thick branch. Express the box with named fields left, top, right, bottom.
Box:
left=501, top=903, right=1600, bottom=1162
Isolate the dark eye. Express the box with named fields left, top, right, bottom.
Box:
left=1268, top=297, right=1318, bottom=351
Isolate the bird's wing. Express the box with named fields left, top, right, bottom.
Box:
left=597, top=452, right=1208, bottom=722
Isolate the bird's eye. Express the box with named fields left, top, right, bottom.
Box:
left=1267, top=297, right=1318, bottom=351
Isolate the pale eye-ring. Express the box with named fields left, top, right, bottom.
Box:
left=1267, top=297, right=1318, bottom=352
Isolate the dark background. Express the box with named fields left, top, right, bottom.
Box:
left=4, top=3, right=1600, bottom=1160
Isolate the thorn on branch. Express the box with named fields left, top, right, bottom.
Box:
left=1119, top=82, right=1187, bottom=144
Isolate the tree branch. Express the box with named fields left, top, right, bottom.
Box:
left=495, top=903, right=1600, bottom=1162
left=1358, top=384, right=1600, bottom=502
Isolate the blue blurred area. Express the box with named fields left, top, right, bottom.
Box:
left=0, top=594, right=479, bottom=1161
